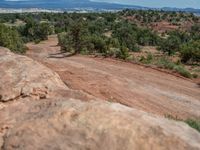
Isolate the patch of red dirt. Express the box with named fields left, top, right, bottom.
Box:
left=26, top=35, right=200, bottom=119
left=151, top=21, right=179, bottom=33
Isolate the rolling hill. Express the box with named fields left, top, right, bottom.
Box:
left=0, top=0, right=200, bottom=13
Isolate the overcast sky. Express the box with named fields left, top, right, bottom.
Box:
left=91, top=0, right=200, bottom=9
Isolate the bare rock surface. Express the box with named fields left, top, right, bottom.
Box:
left=0, top=48, right=200, bottom=150
left=1, top=99, right=200, bottom=150
left=0, top=48, right=68, bottom=102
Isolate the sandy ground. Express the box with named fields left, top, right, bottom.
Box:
left=26, top=35, right=200, bottom=119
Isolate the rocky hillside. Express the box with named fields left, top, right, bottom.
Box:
left=0, top=48, right=200, bottom=150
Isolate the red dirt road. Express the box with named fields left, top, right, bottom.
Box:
left=26, top=35, right=200, bottom=119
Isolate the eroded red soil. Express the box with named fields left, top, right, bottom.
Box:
left=26, top=35, right=200, bottom=119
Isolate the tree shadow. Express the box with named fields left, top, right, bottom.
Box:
left=197, top=83, right=200, bottom=88
left=49, top=51, right=67, bottom=56
left=50, top=45, right=59, bottom=48
left=48, top=52, right=76, bottom=58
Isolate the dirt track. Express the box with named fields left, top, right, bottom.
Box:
left=26, top=35, right=200, bottom=119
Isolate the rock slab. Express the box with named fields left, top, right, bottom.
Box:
left=0, top=48, right=67, bottom=102
left=0, top=48, right=200, bottom=150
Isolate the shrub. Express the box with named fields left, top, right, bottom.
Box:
left=156, top=57, right=175, bottom=70
left=58, top=32, right=73, bottom=52
left=106, top=48, right=119, bottom=57
left=20, top=20, right=52, bottom=43
left=137, top=29, right=160, bottom=46
left=190, top=24, right=200, bottom=40
left=158, top=35, right=181, bottom=55
left=112, top=22, right=139, bottom=52
left=139, top=53, right=154, bottom=64
left=116, top=45, right=130, bottom=60
left=0, top=24, right=25, bottom=53
left=180, top=40, right=200, bottom=63
left=87, top=35, right=107, bottom=54
left=36, top=22, right=52, bottom=41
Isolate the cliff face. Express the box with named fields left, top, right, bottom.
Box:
left=0, top=48, right=200, bottom=150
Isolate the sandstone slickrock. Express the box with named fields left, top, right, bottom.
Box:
left=1, top=99, right=200, bottom=150
left=0, top=48, right=68, bottom=102
left=0, top=48, right=200, bottom=150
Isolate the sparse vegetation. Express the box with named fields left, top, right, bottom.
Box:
left=18, top=20, right=53, bottom=43
left=158, top=34, right=182, bottom=55
left=180, top=40, right=200, bottom=63
left=185, top=119, right=200, bottom=133
left=155, top=57, right=192, bottom=78
left=0, top=10, right=199, bottom=78
left=0, top=23, right=25, bottom=53
left=139, top=52, right=154, bottom=64
left=165, top=114, right=200, bottom=133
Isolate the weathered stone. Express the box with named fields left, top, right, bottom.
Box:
left=2, top=99, right=200, bottom=150
left=0, top=48, right=67, bottom=102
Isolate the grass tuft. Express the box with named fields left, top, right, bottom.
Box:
left=165, top=114, right=200, bottom=133
left=156, top=57, right=192, bottom=78
left=185, top=119, right=200, bottom=133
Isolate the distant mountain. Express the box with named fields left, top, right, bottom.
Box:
left=0, top=0, right=145, bottom=10
left=161, top=7, right=200, bottom=13
left=0, top=0, right=199, bottom=13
